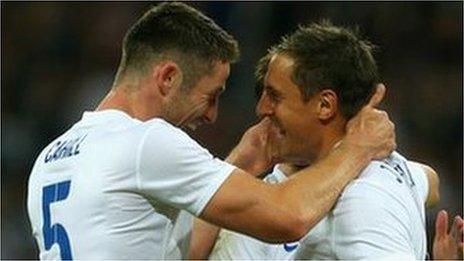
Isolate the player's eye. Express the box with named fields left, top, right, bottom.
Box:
left=265, top=88, right=282, bottom=103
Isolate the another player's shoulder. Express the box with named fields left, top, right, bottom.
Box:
left=409, top=161, right=439, bottom=207
left=342, top=153, right=412, bottom=195
left=409, top=162, right=438, bottom=188
left=342, top=152, right=431, bottom=204
left=356, top=152, right=423, bottom=184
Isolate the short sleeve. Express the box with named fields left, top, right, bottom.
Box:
left=333, top=181, right=417, bottom=260
left=407, top=162, right=429, bottom=202
left=136, top=120, right=235, bottom=216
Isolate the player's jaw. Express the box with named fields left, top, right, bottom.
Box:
left=267, top=116, right=317, bottom=165
left=268, top=117, right=286, bottom=140
left=266, top=117, right=288, bottom=156
left=177, top=100, right=211, bottom=131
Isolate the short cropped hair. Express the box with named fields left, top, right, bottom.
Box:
left=115, top=2, right=240, bottom=89
left=256, top=21, right=379, bottom=119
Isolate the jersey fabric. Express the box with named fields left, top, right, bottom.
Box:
left=209, top=152, right=429, bottom=260
left=209, top=166, right=298, bottom=260
left=295, top=151, right=429, bottom=260
left=27, top=110, right=235, bottom=260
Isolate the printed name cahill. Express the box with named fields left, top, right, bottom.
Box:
left=44, top=135, right=87, bottom=163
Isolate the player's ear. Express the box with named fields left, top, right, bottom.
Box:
left=154, top=61, right=183, bottom=97
left=317, top=89, right=338, bottom=121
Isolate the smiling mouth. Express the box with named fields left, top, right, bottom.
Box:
left=268, top=119, right=285, bottom=139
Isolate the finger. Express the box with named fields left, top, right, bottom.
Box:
left=435, top=210, right=449, bottom=240
left=460, top=225, right=464, bottom=245
left=456, top=215, right=463, bottom=229
left=456, top=216, right=464, bottom=244
left=366, top=83, right=386, bottom=108
left=254, top=117, right=272, bottom=135
left=451, top=215, right=459, bottom=242
left=256, top=116, right=270, bottom=126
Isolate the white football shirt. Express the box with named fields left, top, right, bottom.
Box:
left=295, top=151, right=429, bottom=260
left=209, top=166, right=299, bottom=260
left=27, top=110, right=235, bottom=260
left=209, top=152, right=429, bottom=260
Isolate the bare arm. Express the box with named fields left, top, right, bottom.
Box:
left=199, top=141, right=374, bottom=243
left=189, top=143, right=271, bottom=260
left=189, top=218, right=219, bottom=260
left=197, top=84, right=395, bottom=243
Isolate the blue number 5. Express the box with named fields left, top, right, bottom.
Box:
left=42, top=181, right=73, bottom=260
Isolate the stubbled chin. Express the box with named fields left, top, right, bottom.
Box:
left=186, top=123, right=198, bottom=131
left=268, top=124, right=286, bottom=159
left=268, top=122, right=285, bottom=141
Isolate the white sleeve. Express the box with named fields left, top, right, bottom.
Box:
left=407, top=162, right=429, bottom=202
left=136, top=121, right=235, bottom=216
left=333, top=181, right=416, bottom=260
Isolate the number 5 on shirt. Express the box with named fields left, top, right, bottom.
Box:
left=42, top=180, right=73, bottom=260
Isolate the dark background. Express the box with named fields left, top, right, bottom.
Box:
left=2, top=2, right=462, bottom=259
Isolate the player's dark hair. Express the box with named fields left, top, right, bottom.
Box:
left=115, top=2, right=240, bottom=89
left=254, top=51, right=272, bottom=100
left=257, top=21, right=379, bottom=119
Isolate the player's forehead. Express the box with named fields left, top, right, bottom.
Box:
left=264, top=53, right=298, bottom=92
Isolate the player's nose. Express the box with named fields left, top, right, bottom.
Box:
left=203, top=104, right=218, bottom=124
left=256, top=92, right=274, bottom=118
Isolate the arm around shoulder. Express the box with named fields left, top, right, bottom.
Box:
left=199, top=140, right=379, bottom=243
left=189, top=218, right=220, bottom=260
left=199, top=168, right=308, bottom=243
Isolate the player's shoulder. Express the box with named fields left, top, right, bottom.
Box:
left=138, top=117, right=211, bottom=160
left=357, top=152, right=422, bottom=184
left=32, top=127, right=81, bottom=165
left=342, top=152, right=425, bottom=199
left=409, top=161, right=439, bottom=207
left=142, top=118, right=192, bottom=141
left=344, top=154, right=407, bottom=191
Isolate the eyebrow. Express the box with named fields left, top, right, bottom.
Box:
left=264, top=84, right=281, bottom=96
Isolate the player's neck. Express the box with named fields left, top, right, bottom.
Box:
left=96, top=83, right=164, bottom=122
left=316, top=124, right=345, bottom=162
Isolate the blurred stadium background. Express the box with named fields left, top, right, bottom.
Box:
left=1, top=2, right=462, bottom=259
